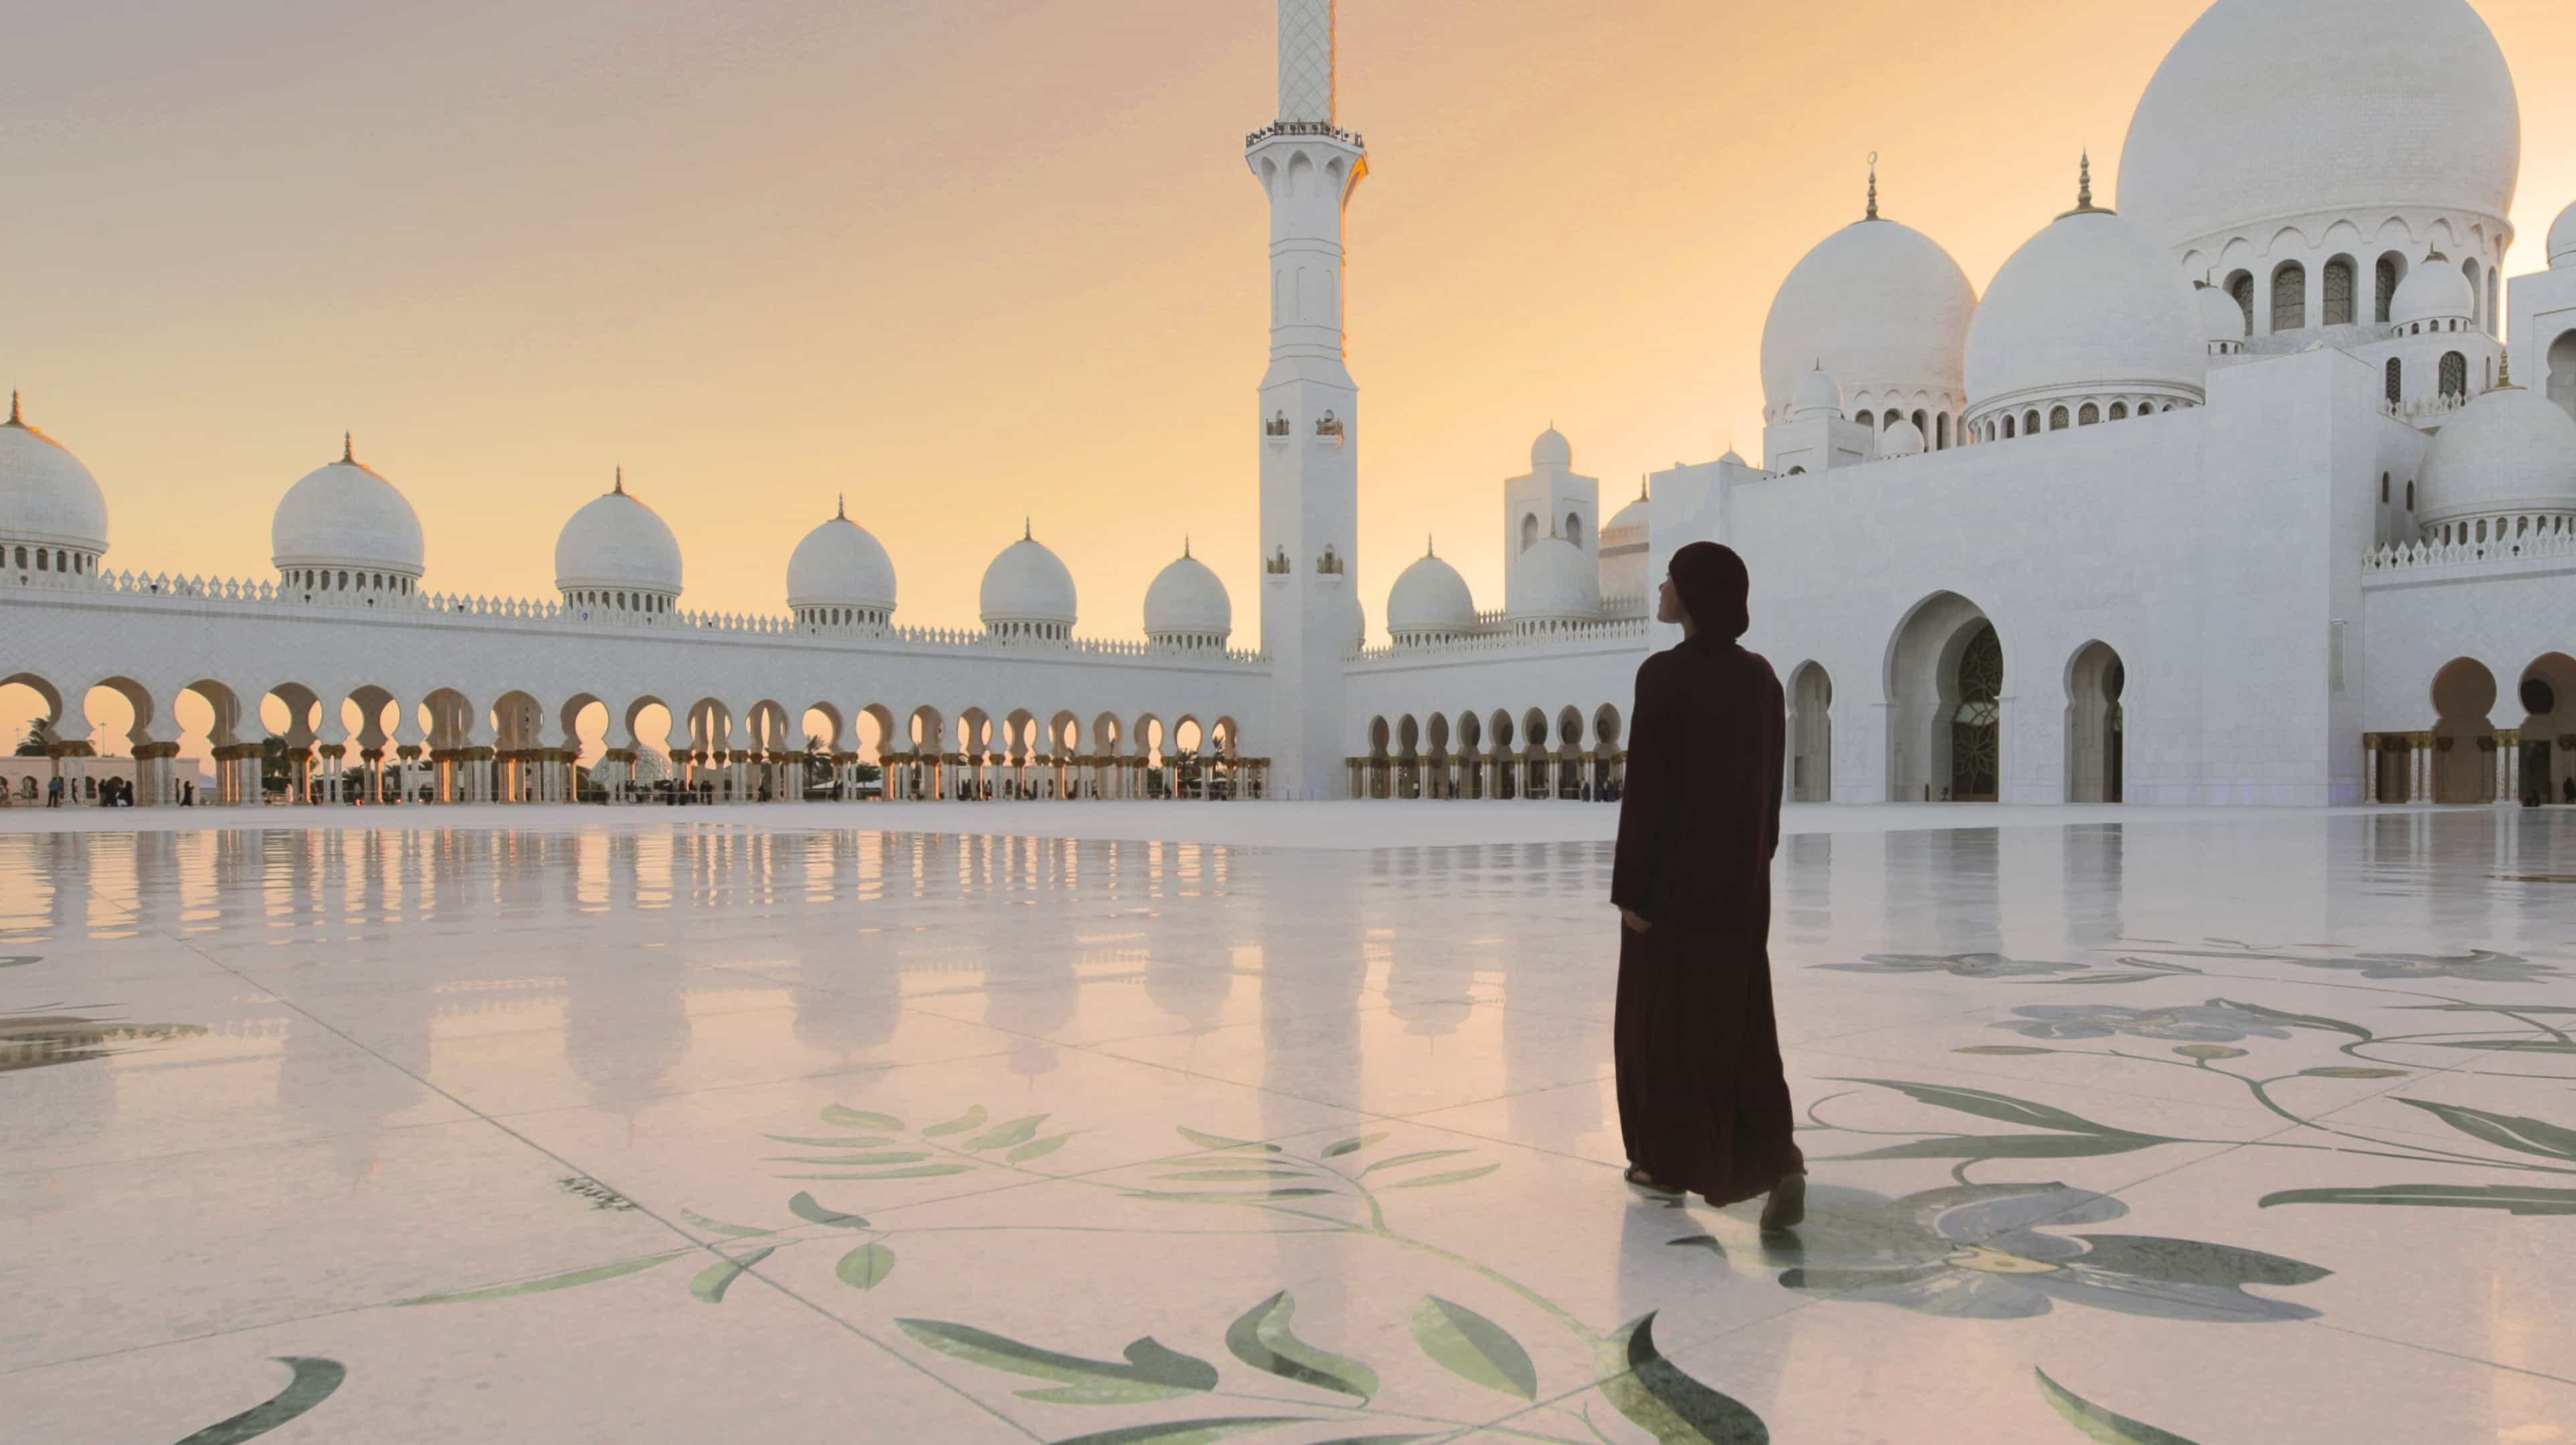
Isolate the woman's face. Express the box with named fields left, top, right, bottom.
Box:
left=1656, top=577, right=1686, bottom=625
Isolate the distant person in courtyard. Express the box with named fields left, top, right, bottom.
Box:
left=1610, top=541, right=1805, bottom=1228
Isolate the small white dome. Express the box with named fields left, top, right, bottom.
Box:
left=272, top=440, right=424, bottom=579
left=785, top=504, right=897, bottom=615
left=1966, top=205, right=2204, bottom=419
left=1881, top=417, right=1925, bottom=457
left=1386, top=548, right=1477, bottom=636
left=554, top=472, right=683, bottom=597
left=2391, top=256, right=2476, bottom=326
left=1760, top=215, right=1977, bottom=422
left=1530, top=426, right=1572, bottom=470
left=2416, top=385, right=2576, bottom=527
left=980, top=526, right=1078, bottom=630
left=2553, top=201, right=2576, bottom=269
left=1604, top=490, right=1649, bottom=537
left=1505, top=532, right=1600, bottom=621
left=1142, top=545, right=1230, bottom=641
left=2118, top=0, right=2519, bottom=252
left=0, top=397, right=108, bottom=556
left=1789, top=366, right=1844, bottom=420
left=1717, top=448, right=1747, bottom=466
left=2194, top=283, right=2246, bottom=342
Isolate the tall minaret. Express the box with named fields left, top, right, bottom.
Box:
left=1249, top=0, right=1366, bottom=799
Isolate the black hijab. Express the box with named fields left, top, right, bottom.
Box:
left=1668, top=541, right=1750, bottom=642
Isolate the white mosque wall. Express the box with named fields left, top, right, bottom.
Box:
left=0, top=577, right=1269, bottom=765
left=2511, top=261, right=2576, bottom=423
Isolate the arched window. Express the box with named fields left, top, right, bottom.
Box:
left=2270, top=261, right=2306, bottom=332
left=2024, top=409, right=2041, bottom=436
left=1564, top=513, right=1582, bottom=548
left=1854, top=410, right=1874, bottom=429
left=1912, top=409, right=1928, bottom=436
left=2385, top=357, right=2402, bottom=406
left=2464, top=257, right=2483, bottom=329
left=11, top=547, right=21, bottom=567
left=2374, top=252, right=2403, bottom=324
left=2049, top=405, right=2069, bottom=431
left=2380, top=472, right=2389, bottom=504
left=1936, top=413, right=1948, bottom=449
left=1787, top=466, right=1806, bottom=475
left=2322, top=256, right=2355, bottom=326
left=2227, top=271, right=2256, bottom=334
left=2001, top=415, right=2015, bottom=440
left=2486, top=267, right=2500, bottom=337
left=34, top=549, right=45, bottom=571
left=2406, top=481, right=2415, bottom=510
left=2108, top=401, right=2128, bottom=420
left=2078, top=402, right=2100, bottom=425
left=1518, top=513, right=1538, bottom=553
left=2440, top=351, right=2467, bottom=399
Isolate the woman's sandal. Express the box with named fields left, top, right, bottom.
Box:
left=1759, top=1171, right=1807, bottom=1231
left=1623, top=1165, right=1680, bottom=1193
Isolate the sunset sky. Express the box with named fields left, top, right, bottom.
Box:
left=7, top=0, right=2573, bottom=704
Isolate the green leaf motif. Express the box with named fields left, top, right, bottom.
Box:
left=1360, top=1149, right=1471, bottom=1176
left=1123, top=1187, right=1338, bottom=1203
left=2034, top=1367, right=2197, bottom=1444
left=765, top=1151, right=933, bottom=1166
left=1829, top=1133, right=2169, bottom=1163
left=897, top=1318, right=1219, bottom=1405
left=966, top=1113, right=1050, bottom=1152
left=678, top=1208, right=774, bottom=1239
left=2205, top=997, right=2371, bottom=1042
left=788, top=1191, right=870, bottom=1228
left=688, top=1246, right=775, bottom=1304
left=836, top=1242, right=897, bottom=1290
left=1827, top=1078, right=2140, bottom=1137
left=2397, top=1098, right=2576, bottom=1161
left=172, top=1356, right=347, bottom=1445
left=766, top=1134, right=895, bottom=1148
left=1322, top=1133, right=1388, bottom=1158
left=397, top=1251, right=687, bottom=1306
left=1160, top=1169, right=1317, bottom=1183
left=778, top=1163, right=976, bottom=1181
left=821, top=1105, right=905, bottom=1131
left=1046, top=1419, right=1314, bottom=1445
left=1224, top=1290, right=1379, bottom=1404
left=924, top=1104, right=990, bottom=1137
left=1596, top=1313, right=1768, bottom=1444
left=1386, top=1163, right=1501, bottom=1189
left=2260, top=1183, right=2576, bottom=1216
left=1409, top=1295, right=1536, bottom=1401
left=1009, top=1133, right=1077, bottom=1164
left=1177, top=1127, right=1282, bottom=1153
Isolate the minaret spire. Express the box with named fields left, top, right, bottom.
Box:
left=1276, top=0, right=1336, bottom=124
left=1865, top=152, right=1879, bottom=221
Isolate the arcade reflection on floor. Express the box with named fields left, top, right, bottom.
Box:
left=4, top=809, right=2573, bottom=1443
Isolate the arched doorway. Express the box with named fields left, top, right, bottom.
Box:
left=1788, top=662, right=1832, bottom=802
left=1885, top=593, right=2001, bottom=802
left=2430, top=658, right=2496, bottom=803
left=2549, top=329, right=2576, bottom=422
left=2065, top=642, right=2125, bottom=803
left=2518, top=654, right=2576, bottom=804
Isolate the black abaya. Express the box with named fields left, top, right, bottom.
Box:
left=1610, top=634, right=1803, bottom=1205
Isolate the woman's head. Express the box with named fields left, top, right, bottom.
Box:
left=1661, top=541, right=1750, bottom=640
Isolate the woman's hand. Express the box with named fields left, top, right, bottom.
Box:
left=1619, top=907, right=1653, bottom=934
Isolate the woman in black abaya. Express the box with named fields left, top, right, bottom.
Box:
left=1611, top=541, right=1805, bottom=1226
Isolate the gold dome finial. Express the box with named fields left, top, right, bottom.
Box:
left=2058, top=151, right=2112, bottom=218
left=1865, top=152, right=1879, bottom=221
left=614, top=465, right=624, bottom=495
left=4, top=391, right=19, bottom=427
left=1183, top=535, right=1192, bottom=559
left=341, top=430, right=354, bottom=464
left=836, top=492, right=846, bottom=520
left=1424, top=533, right=1435, bottom=558
left=2500, top=351, right=2515, bottom=389
left=1023, top=516, right=1032, bottom=541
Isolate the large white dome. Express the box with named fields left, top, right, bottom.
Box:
left=1505, top=533, right=1600, bottom=622
left=2547, top=200, right=2576, bottom=268
left=2416, top=385, right=2576, bottom=528
left=786, top=504, right=897, bottom=615
left=1965, top=205, right=2205, bottom=421
left=0, top=396, right=108, bottom=558
left=1386, top=547, right=1477, bottom=638
left=1759, top=215, right=1976, bottom=422
left=2118, top=0, right=2519, bottom=252
left=980, top=526, right=1077, bottom=632
left=554, top=472, right=684, bottom=598
left=1141, top=545, right=1230, bottom=642
left=271, top=440, right=424, bottom=579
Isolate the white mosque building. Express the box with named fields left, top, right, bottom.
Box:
left=5, top=0, right=2576, bottom=809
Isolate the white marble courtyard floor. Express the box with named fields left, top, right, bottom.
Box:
left=4, top=801, right=2573, bottom=1442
